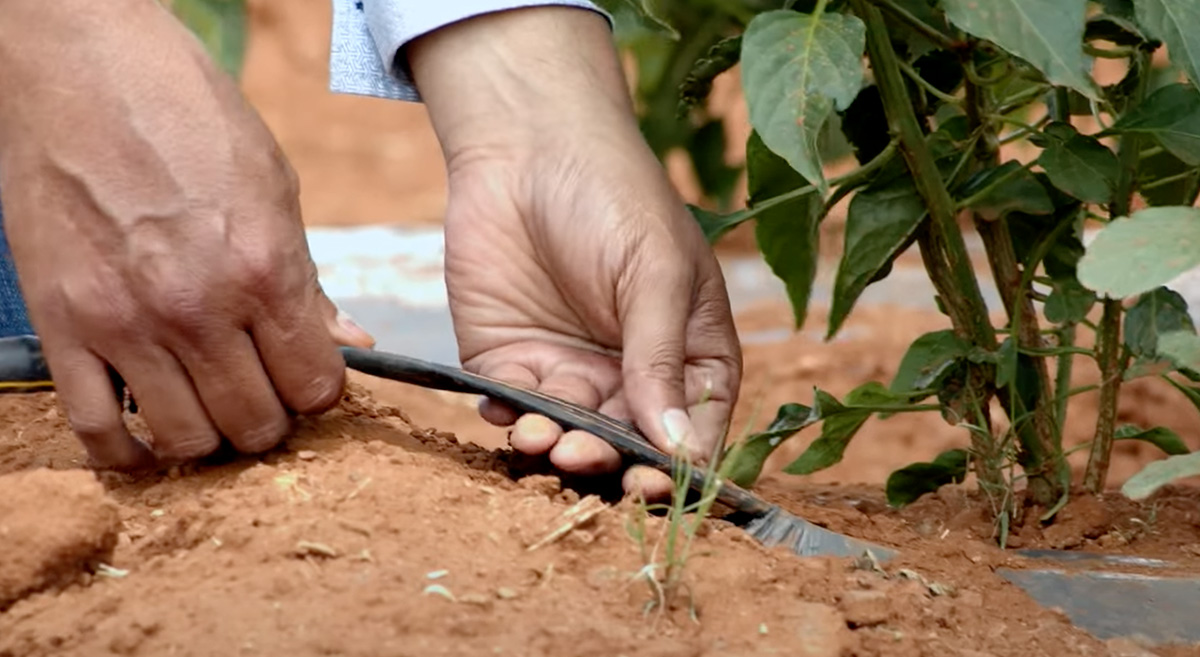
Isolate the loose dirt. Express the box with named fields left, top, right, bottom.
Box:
left=0, top=384, right=1186, bottom=657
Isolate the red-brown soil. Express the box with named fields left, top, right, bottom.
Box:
left=1, top=385, right=1195, bottom=657
left=3, top=2, right=1200, bottom=655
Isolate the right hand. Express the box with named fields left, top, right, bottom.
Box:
left=0, top=0, right=373, bottom=469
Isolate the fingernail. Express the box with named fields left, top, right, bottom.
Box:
left=337, top=308, right=376, bottom=347
left=661, top=408, right=695, bottom=451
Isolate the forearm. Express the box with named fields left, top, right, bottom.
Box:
left=406, top=6, right=637, bottom=165
left=0, top=0, right=207, bottom=141
left=328, top=0, right=612, bottom=104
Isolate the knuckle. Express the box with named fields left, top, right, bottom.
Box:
left=230, top=416, right=290, bottom=454
left=65, top=406, right=123, bottom=444
left=139, top=267, right=213, bottom=332
left=156, top=433, right=221, bottom=461
left=630, top=347, right=684, bottom=383
left=287, top=369, right=345, bottom=415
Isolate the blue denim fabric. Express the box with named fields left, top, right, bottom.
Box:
left=0, top=193, right=34, bottom=338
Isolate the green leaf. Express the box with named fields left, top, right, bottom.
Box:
left=689, top=205, right=741, bottom=244
left=1033, top=122, right=1119, bottom=204
left=783, top=383, right=899, bottom=475
left=593, top=0, right=680, bottom=42
left=1122, top=451, right=1200, bottom=500
left=170, top=0, right=248, bottom=78
left=941, top=0, right=1098, bottom=99
left=891, top=330, right=971, bottom=394
left=1096, top=0, right=1134, bottom=20
left=1103, top=84, right=1200, bottom=165
left=741, top=9, right=867, bottom=192
left=1135, top=0, right=1200, bottom=87
left=888, top=0, right=955, bottom=59
left=1164, top=375, right=1200, bottom=419
left=1044, top=276, right=1097, bottom=324
left=1157, top=330, right=1200, bottom=371
left=828, top=178, right=927, bottom=337
left=885, top=449, right=969, bottom=507
left=1123, top=287, right=1196, bottom=358
left=1114, top=424, right=1191, bottom=456
left=958, top=161, right=1054, bottom=220
left=748, top=132, right=822, bottom=329
left=1138, top=149, right=1199, bottom=208
left=1077, top=206, right=1200, bottom=298
left=724, top=403, right=815, bottom=487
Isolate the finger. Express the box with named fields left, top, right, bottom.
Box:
left=622, top=465, right=674, bottom=502
left=106, top=344, right=221, bottom=461
left=46, top=346, right=154, bottom=469
left=320, top=297, right=375, bottom=349
left=253, top=286, right=346, bottom=415
left=544, top=395, right=628, bottom=474
left=509, top=413, right=561, bottom=455
left=471, top=362, right=538, bottom=427
left=548, top=430, right=622, bottom=475
left=680, top=273, right=743, bottom=461
left=169, top=331, right=291, bottom=454
left=479, top=398, right=520, bottom=426
left=618, top=262, right=700, bottom=460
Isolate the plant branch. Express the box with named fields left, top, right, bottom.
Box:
left=995, top=84, right=1053, bottom=116
left=898, top=58, right=962, bottom=105
left=716, top=140, right=898, bottom=228
left=1140, top=168, right=1200, bottom=191
left=870, top=0, right=957, bottom=51
left=1084, top=43, right=1138, bottom=59
left=962, top=46, right=1064, bottom=507
left=1085, top=51, right=1152, bottom=493
left=855, top=0, right=1004, bottom=497
left=856, top=0, right=995, bottom=348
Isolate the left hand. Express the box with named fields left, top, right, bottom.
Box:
left=407, top=7, right=742, bottom=498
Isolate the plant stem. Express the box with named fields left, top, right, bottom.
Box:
left=961, top=51, right=1065, bottom=508
left=1054, top=325, right=1077, bottom=442
left=1084, top=50, right=1152, bottom=493
left=857, top=0, right=995, bottom=348
left=855, top=0, right=1005, bottom=495
left=870, top=0, right=956, bottom=51
left=898, top=58, right=962, bottom=105
left=995, top=84, right=1053, bottom=116
left=1140, top=168, right=1200, bottom=191
left=1087, top=303, right=1124, bottom=492
left=714, top=140, right=898, bottom=228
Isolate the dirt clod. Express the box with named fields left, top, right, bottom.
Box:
left=838, top=590, right=890, bottom=628
left=0, top=469, right=119, bottom=609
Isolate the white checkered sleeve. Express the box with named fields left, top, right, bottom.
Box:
left=329, top=0, right=610, bottom=102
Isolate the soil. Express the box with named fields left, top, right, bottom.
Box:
left=0, top=385, right=1192, bottom=657
left=3, top=2, right=1200, bottom=656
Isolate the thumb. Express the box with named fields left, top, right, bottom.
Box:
left=318, top=295, right=376, bottom=349
left=619, top=266, right=705, bottom=463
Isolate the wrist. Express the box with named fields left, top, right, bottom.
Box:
left=407, top=6, right=639, bottom=171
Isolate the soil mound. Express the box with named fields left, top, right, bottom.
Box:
left=0, top=469, right=119, bottom=610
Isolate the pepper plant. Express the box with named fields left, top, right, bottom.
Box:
left=602, top=0, right=1200, bottom=536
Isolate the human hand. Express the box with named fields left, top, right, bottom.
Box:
left=408, top=7, right=742, bottom=498
left=0, top=0, right=373, bottom=468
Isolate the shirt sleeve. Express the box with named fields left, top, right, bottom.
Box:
left=329, top=0, right=611, bottom=103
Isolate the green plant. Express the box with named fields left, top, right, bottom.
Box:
left=624, top=400, right=741, bottom=621
left=609, top=0, right=1200, bottom=537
